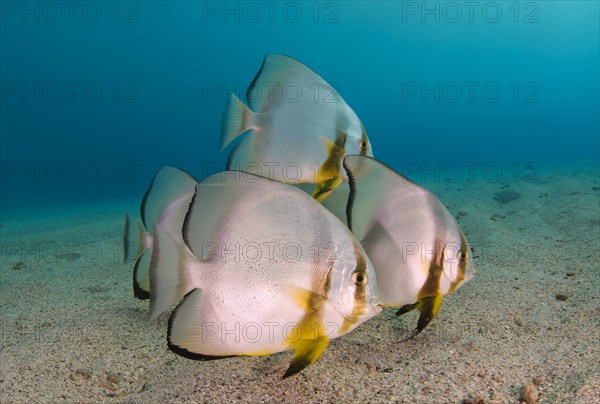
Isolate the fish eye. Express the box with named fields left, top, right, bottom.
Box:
left=352, top=272, right=367, bottom=286
left=359, top=140, right=368, bottom=150
left=459, top=251, right=467, bottom=261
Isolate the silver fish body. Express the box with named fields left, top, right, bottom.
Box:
left=123, top=166, right=197, bottom=299
left=221, top=54, right=373, bottom=201
left=149, top=171, right=382, bottom=377
left=342, top=155, right=474, bottom=336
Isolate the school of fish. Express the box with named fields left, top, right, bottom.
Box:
left=124, top=54, right=475, bottom=378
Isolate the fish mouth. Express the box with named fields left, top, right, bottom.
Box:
left=370, top=296, right=384, bottom=308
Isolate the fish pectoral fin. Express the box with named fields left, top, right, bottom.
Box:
left=283, top=335, right=330, bottom=379
left=395, top=302, right=420, bottom=317
left=415, top=294, right=444, bottom=334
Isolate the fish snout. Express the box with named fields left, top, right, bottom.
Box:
left=370, top=295, right=384, bottom=308
left=464, top=260, right=476, bottom=282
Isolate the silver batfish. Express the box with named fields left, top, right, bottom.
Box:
left=343, top=155, right=474, bottom=337
left=149, top=171, right=382, bottom=377
left=221, top=54, right=373, bottom=201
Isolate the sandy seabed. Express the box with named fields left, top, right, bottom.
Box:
left=1, top=163, right=599, bottom=403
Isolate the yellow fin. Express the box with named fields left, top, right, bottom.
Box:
left=312, top=136, right=346, bottom=201
left=312, top=177, right=343, bottom=201
left=282, top=283, right=330, bottom=378
left=394, top=296, right=443, bottom=342
left=416, top=294, right=444, bottom=333
left=283, top=333, right=330, bottom=379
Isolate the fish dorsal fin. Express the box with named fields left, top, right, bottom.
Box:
left=246, top=54, right=343, bottom=112
left=184, top=175, right=241, bottom=260
left=141, top=167, right=198, bottom=231
left=343, top=155, right=430, bottom=241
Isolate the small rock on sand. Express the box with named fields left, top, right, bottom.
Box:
left=519, top=384, right=538, bottom=403
left=493, top=189, right=521, bottom=204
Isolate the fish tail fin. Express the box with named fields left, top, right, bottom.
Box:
left=149, top=224, right=200, bottom=320
left=220, top=93, right=253, bottom=151
left=123, top=215, right=147, bottom=262
left=124, top=215, right=153, bottom=299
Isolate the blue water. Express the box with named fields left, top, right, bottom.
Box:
left=1, top=1, right=598, bottom=214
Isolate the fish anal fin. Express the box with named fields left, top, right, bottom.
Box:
left=167, top=340, right=236, bottom=362
left=133, top=249, right=152, bottom=300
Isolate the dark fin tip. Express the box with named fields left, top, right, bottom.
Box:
left=140, top=173, right=160, bottom=229
left=182, top=187, right=198, bottom=251
left=312, top=182, right=332, bottom=200
left=282, top=358, right=311, bottom=379
left=343, top=157, right=357, bottom=232
left=167, top=342, right=234, bottom=362
left=395, top=302, right=419, bottom=317
left=246, top=55, right=268, bottom=103
left=141, top=167, right=199, bottom=229
left=132, top=254, right=150, bottom=300
left=416, top=312, right=434, bottom=334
